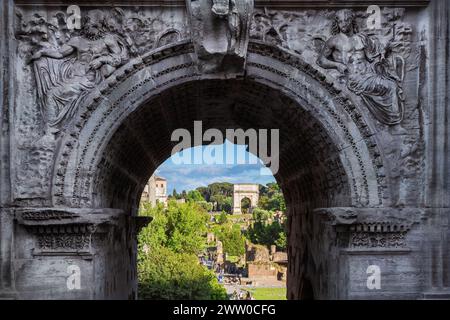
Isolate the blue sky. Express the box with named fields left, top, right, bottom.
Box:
left=155, top=141, right=276, bottom=194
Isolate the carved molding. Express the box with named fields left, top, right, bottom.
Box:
left=14, top=0, right=430, bottom=8
left=14, top=208, right=149, bottom=256
left=32, top=224, right=94, bottom=254
left=350, top=231, right=407, bottom=248
left=47, top=40, right=385, bottom=208
left=315, top=207, right=424, bottom=225
left=315, top=207, right=424, bottom=248
left=21, top=210, right=80, bottom=221
left=15, top=207, right=124, bottom=225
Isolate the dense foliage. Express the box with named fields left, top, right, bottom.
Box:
left=138, top=181, right=287, bottom=299
left=246, top=208, right=287, bottom=251
left=258, top=182, right=286, bottom=212
left=138, top=246, right=227, bottom=300
left=138, top=201, right=227, bottom=300
left=213, top=223, right=246, bottom=257
left=171, top=183, right=234, bottom=213
left=196, top=182, right=234, bottom=201
left=197, top=182, right=234, bottom=213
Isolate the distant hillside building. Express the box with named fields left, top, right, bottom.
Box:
left=141, top=175, right=168, bottom=206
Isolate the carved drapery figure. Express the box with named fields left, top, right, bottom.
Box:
left=23, top=10, right=129, bottom=133
left=317, top=9, right=405, bottom=125
left=186, top=0, right=253, bottom=74
left=211, top=0, right=241, bottom=54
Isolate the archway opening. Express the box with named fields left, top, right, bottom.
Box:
left=240, top=197, right=251, bottom=214
left=137, top=142, right=287, bottom=300
left=90, top=78, right=352, bottom=299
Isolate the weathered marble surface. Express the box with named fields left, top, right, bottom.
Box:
left=0, top=0, right=449, bottom=300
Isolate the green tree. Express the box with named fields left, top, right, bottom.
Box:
left=172, top=188, right=180, bottom=199
left=139, top=202, right=168, bottom=249
left=139, top=201, right=208, bottom=254
left=165, top=201, right=208, bottom=254
left=197, top=200, right=213, bottom=212
left=185, top=190, right=205, bottom=202
left=138, top=246, right=227, bottom=300
left=196, top=182, right=233, bottom=202
left=258, top=183, right=286, bottom=212
left=274, top=231, right=287, bottom=250
left=217, top=211, right=228, bottom=224
left=215, top=223, right=246, bottom=257
left=258, top=195, right=270, bottom=210
left=252, top=208, right=271, bottom=222
left=246, top=207, right=287, bottom=251
left=210, top=194, right=233, bottom=213
left=138, top=201, right=227, bottom=300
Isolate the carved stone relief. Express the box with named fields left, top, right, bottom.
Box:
left=250, top=6, right=424, bottom=207
left=186, top=0, right=253, bottom=74
left=15, top=208, right=128, bottom=256
left=250, top=7, right=413, bottom=126
left=13, top=6, right=189, bottom=201
left=34, top=226, right=93, bottom=253
left=350, top=230, right=407, bottom=248
left=315, top=207, right=421, bottom=249
left=11, top=4, right=422, bottom=210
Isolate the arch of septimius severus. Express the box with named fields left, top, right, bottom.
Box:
left=0, top=0, right=449, bottom=300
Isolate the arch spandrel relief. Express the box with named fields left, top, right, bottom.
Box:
left=12, top=6, right=190, bottom=202
left=250, top=7, right=414, bottom=126
left=11, top=3, right=424, bottom=210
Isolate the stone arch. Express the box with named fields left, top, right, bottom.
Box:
left=3, top=0, right=444, bottom=301
left=52, top=40, right=386, bottom=211
left=47, top=40, right=388, bottom=299
left=232, top=184, right=259, bottom=214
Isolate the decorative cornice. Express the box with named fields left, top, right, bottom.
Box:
left=256, top=0, right=430, bottom=8
left=315, top=207, right=425, bottom=229
left=15, top=207, right=125, bottom=226
left=14, top=0, right=430, bottom=7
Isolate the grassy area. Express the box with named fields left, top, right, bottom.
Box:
left=247, top=287, right=287, bottom=300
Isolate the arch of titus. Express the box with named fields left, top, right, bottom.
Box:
left=232, top=184, right=259, bottom=214
left=0, top=0, right=449, bottom=300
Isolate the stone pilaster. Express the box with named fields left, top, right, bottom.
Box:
left=10, top=208, right=150, bottom=299
left=0, top=0, right=16, bottom=299
left=423, top=0, right=450, bottom=298
left=288, top=207, right=425, bottom=300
